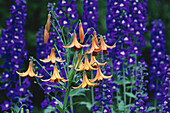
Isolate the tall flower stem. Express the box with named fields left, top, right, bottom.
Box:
left=54, top=44, right=68, bottom=78
left=63, top=68, right=75, bottom=112
left=91, top=71, right=94, bottom=113
left=122, top=62, right=126, bottom=113
left=70, top=96, right=74, bottom=113
left=63, top=52, right=77, bottom=112
left=154, top=79, right=158, bottom=112
left=50, top=11, right=66, bottom=45
left=19, top=76, right=21, bottom=86
left=129, top=68, right=134, bottom=104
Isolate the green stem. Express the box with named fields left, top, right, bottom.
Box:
left=51, top=11, right=66, bottom=45
left=91, top=71, right=94, bottom=113
left=51, top=22, right=65, bottom=45
left=110, top=62, right=120, bottom=113
left=129, top=68, right=134, bottom=104
left=154, top=79, right=158, bottom=112
left=122, top=62, right=126, bottom=113
left=33, top=58, right=51, bottom=76
left=63, top=69, right=75, bottom=112
left=54, top=44, right=68, bottom=78
left=19, top=76, right=21, bottom=86
left=70, top=96, right=74, bottom=113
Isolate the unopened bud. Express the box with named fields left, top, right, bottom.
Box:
left=44, top=27, right=49, bottom=43
left=45, top=13, right=51, bottom=32
left=79, top=22, right=84, bottom=43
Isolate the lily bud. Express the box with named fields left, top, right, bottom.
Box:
left=44, top=27, right=49, bottom=43
left=45, top=13, right=51, bottom=32
left=79, top=22, right=84, bottom=43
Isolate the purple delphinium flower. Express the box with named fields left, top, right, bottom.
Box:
left=130, top=59, right=149, bottom=112
left=149, top=20, right=169, bottom=112
left=104, top=0, right=148, bottom=112
left=0, top=0, right=33, bottom=112
left=0, top=101, right=12, bottom=111
left=82, top=0, right=98, bottom=34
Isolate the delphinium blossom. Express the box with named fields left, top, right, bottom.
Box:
left=92, top=0, right=148, bottom=112
left=0, top=0, right=33, bottom=112
left=149, top=19, right=169, bottom=112
left=82, top=0, right=98, bottom=35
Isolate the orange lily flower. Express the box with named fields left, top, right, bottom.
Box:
left=40, top=48, right=65, bottom=64
left=75, top=55, right=97, bottom=72
left=98, top=36, right=116, bottom=55
left=41, top=66, right=68, bottom=83
left=63, top=33, right=89, bottom=51
left=16, top=62, right=43, bottom=78
left=86, top=37, right=99, bottom=56
left=79, top=22, right=84, bottom=43
left=89, top=54, right=107, bottom=68
left=72, top=71, right=99, bottom=89
left=74, top=54, right=84, bottom=69
left=90, top=66, right=112, bottom=82
left=44, top=27, right=49, bottom=43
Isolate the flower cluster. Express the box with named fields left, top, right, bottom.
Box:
left=149, top=19, right=169, bottom=112
left=130, top=59, right=149, bottom=113
left=0, top=0, right=33, bottom=112
left=92, top=0, right=148, bottom=112
left=82, top=0, right=98, bottom=34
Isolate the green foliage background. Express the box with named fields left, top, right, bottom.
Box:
left=0, top=0, right=170, bottom=112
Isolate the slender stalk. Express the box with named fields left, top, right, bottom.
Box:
left=154, top=79, right=158, bottom=112
left=19, top=76, right=21, bottom=86
left=54, top=44, right=68, bottom=78
left=129, top=68, right=134, bottom=104
left=70, top=96, right=74, bottom=113
left=110, top=62, right=120, bottom=113
left=63, top=69, right=75, bottom=112
left=122, top=62, right=126, bottom=113
left=51, top=11, right=66, bottom=45
left=51, top=22, right=65, bottom=45
left=33, top=58, right=51, bottom=76
left=91, top=71, right=94, bottom=113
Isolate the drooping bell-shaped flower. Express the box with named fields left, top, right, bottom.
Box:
left=98, top=36, right=116, bottom=55
left=41, top=66, right=68, bottom=83
left=90, top=66, right=112, bottom=82
left=89, top=54, right=107, bottom=68
left=72, top=71, right=99, bottom=89
left=63, top=33, right=89, bottom=51
left=75, top=55, right=97, bottom=72
left=16, top=62, right=43, bottom=78
left=40, top=48, right=65, bottom=64
left=86, top=37, right=99, bottom=56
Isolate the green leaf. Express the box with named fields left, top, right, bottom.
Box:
left=56, top=104, right=64, bottom=113
left=69, top=88, right=89, bottom=97
left=79, top=102, right=93, bottom=110
left=125, top=104, right=135, bottom=108
left=125, top=92, right=137, bottom=99
left=118, top=101, right=124, bottom=111
left=147, top=107, right=156, bottom=112
left=52, top=97, right=63, bottom=109
left=47, top=84, right=66, bottom=90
